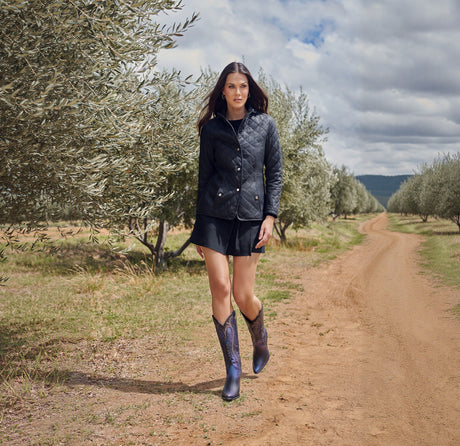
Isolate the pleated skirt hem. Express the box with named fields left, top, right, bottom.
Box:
left=190, top=214, right=265, bottom=256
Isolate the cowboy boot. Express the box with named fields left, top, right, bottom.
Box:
left=242, top=305, right=269, bottom=374
left=213, top=311, right=242, bottom=401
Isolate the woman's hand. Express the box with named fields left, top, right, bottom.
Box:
left=255, top=215, right=275, bottom=249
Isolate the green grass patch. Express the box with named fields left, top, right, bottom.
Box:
left=388, top=214, right=460, bottom=312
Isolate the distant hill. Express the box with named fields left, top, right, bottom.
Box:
left=356, top=174, right=412, bottom=208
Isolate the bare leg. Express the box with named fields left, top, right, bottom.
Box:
left=201, top=247, right=232, bottom=324
left=202, top=247, right=241, bottom=400
left=232, top=254, right=262, bottom=320
left=233, top=253, right=269, bottom=373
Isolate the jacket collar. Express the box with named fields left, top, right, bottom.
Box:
left=217, top=106, right=256, bottom=122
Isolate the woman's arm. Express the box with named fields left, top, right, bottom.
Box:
left=263, top=118, right=283, bottom=218
left=196, top=125, right=214, bottom=208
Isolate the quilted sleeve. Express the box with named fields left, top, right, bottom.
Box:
left=196, top=124, right=214, bottom=210
left=264, top=117, right=283, bottom=217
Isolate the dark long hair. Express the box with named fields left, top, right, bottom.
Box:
left=197, top=62, right=269, bottom=134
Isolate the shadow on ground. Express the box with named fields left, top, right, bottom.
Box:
left=67, top=370, right=257, bottom=397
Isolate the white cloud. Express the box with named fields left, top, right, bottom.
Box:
left=286, top=39, right=321, bottom=65
left=157, top=0, right=460, bottom=174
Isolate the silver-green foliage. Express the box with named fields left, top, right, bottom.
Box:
left=258, top=73, right=333, bottom=241
left=330, top=165, right=383, bottom=218
left=0, top=0, right=198, bottom=226
left=388, top=153, right=460, bottom=230
left=1, top=0, right=200, bottom=273
left=353, top=180, right=383, bottom=214
left=330, top=165, right=357, bottom=218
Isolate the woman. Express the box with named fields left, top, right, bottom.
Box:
left=190, top=62, right=282, bottom=401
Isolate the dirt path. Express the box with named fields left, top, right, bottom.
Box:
left=226, top=213, right=460, bottom=445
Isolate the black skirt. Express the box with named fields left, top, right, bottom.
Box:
left=190, top=215, right=265, bottom=256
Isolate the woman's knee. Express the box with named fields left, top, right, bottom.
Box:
left=232, top=285, right=253, bottom=309
left=210, top=277, right=231, bottom=301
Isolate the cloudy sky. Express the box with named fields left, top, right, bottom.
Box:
left=157, top=0, right=460, bottom=175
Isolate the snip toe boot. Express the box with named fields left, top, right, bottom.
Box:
left=213, top=311, right=242, bottom=401
left=242, top=305, right=269, bottom=374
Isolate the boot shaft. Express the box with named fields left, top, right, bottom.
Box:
left=213, top=310, right=242, bottom=401
left=241, top=305, right=270, bottom=374
left=242, top=306, right=267, bottom=344
left=213, top=311, right=241, bottom=373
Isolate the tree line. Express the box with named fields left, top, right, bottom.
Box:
left=387, top=153, right=460, bottom=231
left=0, top=0, right=382, bottom=271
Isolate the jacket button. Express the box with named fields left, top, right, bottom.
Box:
left=236, top=147, right=240, bottom=151
left=255, top=195, right=259, bottom=200
left=218, top=193, right=222, bottom=197
left=237, top=167, right=241, bottom=172
left=236, top=188, right=240, bottom=192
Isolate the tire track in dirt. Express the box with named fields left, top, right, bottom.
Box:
left=227, top=213, right=460, bottom=445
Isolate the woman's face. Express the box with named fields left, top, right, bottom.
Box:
left=222, top=72, right=249, bottom=114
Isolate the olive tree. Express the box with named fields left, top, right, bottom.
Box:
left=388, top=153, right=460, bottom=231
left=418, top=163, right=441, bottom=221
left=122, top=75, right=201, bottom=267
left=330, top=166, right=357, bottom=219
left=404, top=174, right=429, bottom=222
left=258, top=74, right=332, bottom=242
left=0, top=0, right=198, bottom=270
left=432, top=153, right=460, bottom=231
left=387, top=188, right=403, bottom=214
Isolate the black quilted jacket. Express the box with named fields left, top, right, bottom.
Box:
left=196, top=108, right=282, bottom=221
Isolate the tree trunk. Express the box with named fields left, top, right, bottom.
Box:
left=164, top=236, right=192, bottom=261
left=453, top=215, right=460, bottom=233
left=280, top=227, right=287, bottom=244
left=274, top=221, right=289, bottom=244
left=154, top=220, right=170, bottom=268
left=129, top=218, right=193, bottom=270
left=154, top=221, right=193, bottom=268
left=128, top=217, right=157, bottom=264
